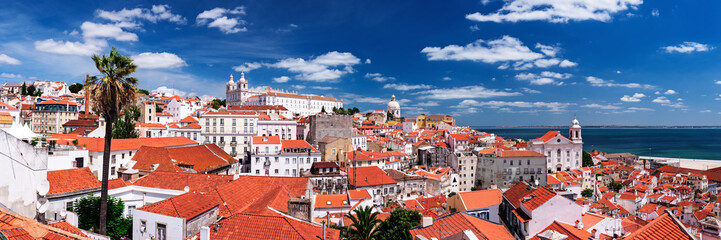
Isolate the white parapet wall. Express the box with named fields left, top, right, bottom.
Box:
left=0, top=129, right=48, bottom=219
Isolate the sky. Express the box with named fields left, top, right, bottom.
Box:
left=1, top=0, right=720, bottom=126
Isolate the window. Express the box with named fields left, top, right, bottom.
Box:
left=66, top=201, right=73, bottom=211
left=285, top=169, right=289, bottom=175
left=256, top=170, right=259, bottom=174
left=111, top=167, right=116, bottom=176
left=527, top=159, right=530, bottom=165
left=140, top=220, right=147, bottom=232
left=156, top=223, right=166, bottom=240
left=275, top=169, right=279, bottom=174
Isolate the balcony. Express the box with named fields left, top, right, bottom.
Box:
left=230, top=141, right=237, bottom=146
left=264, top=160, right=271, bottom=167
left=218, top=141, right=226, bottom=146
left=230, top=151, right=238, bottom=157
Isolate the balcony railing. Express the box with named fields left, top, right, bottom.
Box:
left=230, top=141, right=237, bottom=146
left=264, top=160, right=271, bottom=167
left=218, top=141, right=226, bottom=146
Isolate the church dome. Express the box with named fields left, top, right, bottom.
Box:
left=387, top=95, right=400, bottom=111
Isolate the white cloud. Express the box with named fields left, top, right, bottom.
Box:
left=616, top=70, right=621, bottom=74
left=273, top=76, right=291, bottom=83
left=469, top=25, right=480, bottom=31
left=340, top=93, right=388, bottom=104
left=34, top=39, right=105, bottom=56
left=383, top=83, right=432, bottom=91
left=422, top=36, right=543, bottom=63
left=626, top=107, right=655, bottom=112
left=365, top=59, right=371, bottom=64
left=291, top=85, right=305, bottom=89
left=416, top=86, right=521, bottom=100
left=267, top=51, right=361, bottom=82
left=442, top=76, right=452, bottom=81
left=620, top=93, right=645, bottom=102
left=422, top=36, right=573, bottom=70
left=515, top=71, right=570, bottom=85
left=131, top=52, right=187, bottom=69
left=311, top=86, right=334, bottom=90
left=465, top=0, right=642, bottom=23
left=80, top=22, right=138, bottom=41
left=664, top=89, right=676, bottom=95
left=700, top=110, right=712, bottom=113
left=559, top=59, right=578, bottom=67
left=651, top=9, right=660, bottom=17
left=0, top=73, right=22, bottom=78
left=152, top=86, right=187, bottom=97
left=456, top=99, right=573, bottom=112
left=96, top=4, right=186, bottom=24
left=364, top=73, right=395, bottom=82
left=196, top=7, right=247, bottom=34
left=582, top=104, right=622, bottom=110
left=663, top=42, right=712, bottom=53
left=416, top=101, right=439, bottom=107
left=521, top=87, right=541, bottom=94
left=652, top=96, right=670, bottom=104
left=0, top=54, right=21, bottom=65
left=586, top=76, right=653, bottom=89
left=715, top=80, right=721, bottom=85
left=535, top=43, right=558, bottom=57
left=233, top=62, right=262, bottom=72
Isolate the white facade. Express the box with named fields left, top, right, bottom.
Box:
left=33, top=80, right=69, bottom=97
left=249, top=136, right=321, bottom=176
left=168, top=126, right=202, bottom=143
left=257, top=115, right=297, bottom=140
left=133, top=209, right=185, bottom=240
left=523, top=194, right=583, bottom=239
left=47, top=149, right=89, bottom=171
left=386, top=95, right=400, bottom=118
left=0, top=130, right=47, bottom=219
left=528, top=118, right=583, bottom=173
left=200, top=112, right=258, bottom=157
left=166, top=99, right=202, bottom=122
left=352, top=135, right=367, bottom=151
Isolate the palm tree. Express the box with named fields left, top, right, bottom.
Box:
left=345, top=206, right=382, bottom=240
left=84, top=47, right=138, bottom=234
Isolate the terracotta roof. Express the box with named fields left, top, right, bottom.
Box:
left=203, top=212, right=339, bottom=240
left=503, top=181, right=533, bottom=208
left=179, top=116, right=199, bottom=123
left=132, top=172, right=233, bottom=192
left=625, top=211, right=693, bottom=240
left=0, top=102, right=17, bottom=110
left=139, top=190, right=220, bottom=219
left=529, top=221, right=590, bottom=240
left=252, top=135, right=281, bottom=145
left=180, top=123, right=202, bottom=129
left=37, top=100, right=78, bottom=106
left=0, top=208, right=88, bottom=239
left=46, top=168, right=100, bottom=195
left=281, top=140, right=319, bottom=152
left=409, top=212, right=514, bottom=240
left=537, top=130, right=559, bottom=142
left=458, top=189, right=503, bottom=210
left=226, top=105, right=288, bottom=111
left=521, top=187, right=557, bottom=211
left=348, top=166, right=397, bottom=187
left=136, top=123, right=166, bottom=128
left=347, top=189, right=371, bottom=200
left=48, top=222, right=87, bottom=237
left=107, top=178, right=129, bottom=190
left=50, top=136, right=197, bottom=152
left=314, top=194, right=350, bottom=208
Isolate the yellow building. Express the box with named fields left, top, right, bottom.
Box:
left=32, top=100, right=79, bottom=134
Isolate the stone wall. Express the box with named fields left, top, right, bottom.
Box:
left=307, top=115, right=352, bottom=145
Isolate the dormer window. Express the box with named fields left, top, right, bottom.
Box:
left=342, top=200, right=348, bottom=205
left=326, top=201, right=331, bottom=205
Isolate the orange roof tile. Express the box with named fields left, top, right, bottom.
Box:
left=205, top=212, right=339, bottom=240
left=409, top=212, right=514, bottom=240
left=46, top=168, right=100, bottom=195
left=281, top=140, right=318, bottom=152
left=252, top=135, right=281, bottom=145
left=348, top=166, right=397, bottom=187
left=179, top=116, right=199, bottom=123
left=37, top=100, right=78, bottom=106
left=503, top=182, right=533, bottom=208
left=133, top=172, right=233, bottom=192
left=49, top=222, right=87, bottom=237
left=498, top=150, right=546, bottom=158
left=458, top=189, right=503, bottom=210
left=625, top=211, right=693, bottom=240
left=347, top=189, right=371, bottom=200
left=521, top=187, right=557, bottom=211
left=314, top=194, right=350, bottom=208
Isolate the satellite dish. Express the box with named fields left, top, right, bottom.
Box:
left=60, top=210, right=67, bottom=217
left=37, top=180, right=50, bottom=196
left=184, top=186, right=190, bottom=192
left=36, top=197, right=48, bottom=213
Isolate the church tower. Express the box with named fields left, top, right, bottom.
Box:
left=386, top=94, right=401, bottom=119
left=569, top=117, right=582, bottom=143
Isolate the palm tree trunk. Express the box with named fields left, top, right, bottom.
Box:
left=99, top=121, right=113, bottom=234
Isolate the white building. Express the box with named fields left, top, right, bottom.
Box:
left=200, top=111, right=258, bottom=157
left=528, top=118, right=583, bottom=173
left=352, top=129, right=367, bottom=150
left=33, top=80, right=69, bottom=97
left=476, top=149, right=548, bottom=189
left=257, top=114, right=296, bottom=140
left=248, top=136, right=320, bottom=176
left=168, top=116, right=202, bottom=143
left=166, top=98, right=203, bottom=122
left=386, top=95, right=400, bottom=119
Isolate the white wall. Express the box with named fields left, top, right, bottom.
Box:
left=0, top=130, right=47, bottom=218
left=133, top=209, right=185, bottom=240
left=525, top=195, right=582, bottom=238
left=47, top=149, right=89, bottom=171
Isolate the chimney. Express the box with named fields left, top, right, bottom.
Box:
left=322, top=221, right=326, bottom=240
left=575, top=220, right=583, bottom=230
left=591, top=229, right=598, bottom=238
left=200, top=226, right=210, bottom=240
left=422, top=216, right=433, bottom=227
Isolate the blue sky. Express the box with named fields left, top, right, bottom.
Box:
left=1, top=0, right=720, bottom=126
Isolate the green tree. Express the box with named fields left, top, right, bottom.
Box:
left=137, top=89, right=150, bottom=95
left=387, top=112, right=394, bottom=121
left=581, top=188, right=594, bottom=198
left=321, top=106, right=326, bottom=113
left=155, top=104, right=163, bottom=113
left=582, top=150, right=593, bottom=167
left=26, top=85, right=37, bottom=96
left=211, top=99, right=226, bottom=109
left=69, top=83, right=84, bottom=93
left=85, top=47, right=138, bottom=234
left=346, top=206, right=381, bottom=240
left=73, top=195, right=132, bottom=240
left=608, top=182, right=623, bottom=192
left=332, top=106, right=338, bottom=114
left=112, top=105, right=140, bottom=139
left=378, top=208, right=422, bottom=240
left=21, top=83, right=27, bottom=95
left=447, top=192, right=457, bottom=198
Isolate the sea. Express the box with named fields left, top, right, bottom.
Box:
left=474, top=127, right=721, bottom=161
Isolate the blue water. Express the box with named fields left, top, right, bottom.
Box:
left=474, top=128, right=721, bottom=160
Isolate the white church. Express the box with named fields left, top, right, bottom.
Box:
left=225, top=73, right=343, bottom=116
left=528, top=118, right=584, bottom=173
